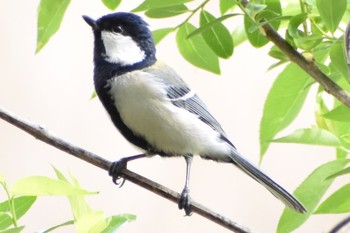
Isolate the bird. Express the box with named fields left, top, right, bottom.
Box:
left=82, top=12, right=307, bottom=215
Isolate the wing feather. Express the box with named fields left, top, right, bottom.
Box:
left=145, top=62, right=233, bottom=145
left=167, top=86, right=227, bottom=137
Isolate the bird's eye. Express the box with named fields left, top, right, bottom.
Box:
left=112, top=26, right=124, bottom=34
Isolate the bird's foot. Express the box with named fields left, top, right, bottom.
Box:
left=178, top=187, right=192, bottom=216
left=108, top=159, right=128, bottom=187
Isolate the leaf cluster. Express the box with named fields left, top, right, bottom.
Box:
left=0, top=168, right=135, bottom=233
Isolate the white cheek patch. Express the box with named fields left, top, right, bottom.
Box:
left=101, top=31, right=145, bottom=66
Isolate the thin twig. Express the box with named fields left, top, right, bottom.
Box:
left=240, top=0, right=350, bottom=109
left=0, top=107, right=252, bottom=233
left=329, top=215, right=350, bottom=233
left=262, top=24, right=350, bottom=108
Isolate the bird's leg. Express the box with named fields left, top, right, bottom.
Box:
left=109, top=153, right=147, bottom=186
left=178, top=154, right=193, bottom=216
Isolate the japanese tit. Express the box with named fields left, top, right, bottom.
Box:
left=82, top=12, right=306, bottom=215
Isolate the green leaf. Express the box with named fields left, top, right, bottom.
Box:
left=0, top=226, right=25, bottom=233
left=231, top=25, right=247, bottom=47
left=285, top=28, right=297, bottom=49
left=102, top=214, right=136, bottom=233
left=145, top=5, right=188, bottom=18
left=52, top=165, right=68, bottom=182
left=277, top=159, right=350, bottom=233
left=268, top=45, right=288, bottom=61
left=287, top=13, right=323, bottom=50
left=244, top=15, right=268, bottom=47
left=316, top=183, right=350, bottom=213
left=101, top=0, right=121, bottom=10
left=316, top=0, right=346, bottom=33
left=340, top=133, right=350, bottom=143
left=152, top=28, right=174, bottom=45
left=327, top=167, right=350, bottom=179
left=295, top=34, right=323, bottom=51
left=52, top=169, right=102, bottom=233
left=76, top=211, right=106, bottom=233
left=0, top=173, right=4, bottom=185
left=199, top=10, right=234, bottom=58
left=246, top=15, right=290, bottom=34
left=318, top=97, right=350, bottom=154
left=336, top=147, right=348, bottom=159
left=52, top=168, right=105, bottom=233
left=90, top=91, right=97, bottom=100
left=36, top=0, right=70, bottom=53
left=220, top=0, right=236, bottom=15
left=315, top=90, right=333, bottom=131
left=132, top=0, right=193, bottom=12
left=0, top=212, right=12, bottom=230
left=52, top=168, right=94, bottom=220
left=313, top=90, right=350, bottom=159
left=176, top=23, right=220, bottom=74
left=328, top=103, right=350, bottom=139
left=12, top=176, right=96, bottom=196
left=260, top=64, right=313, bottom=156
left=41, top=220, right=74, bottom=233
left=188, top=13, right=240, bottom=39
left=287, top=13, right=307, bottom=38
left=268, top=60, right=287, bottom=70
left=244, top=0, right=282, bottom=48
left=68, top=193, right=93, bottom=221
left=67, top=188, right=93, bottom=221
left=0, top=196, right=36, bottom=229
left=244, top=2, right=267, bottom=18
left=324, top=104, right=350, bottom=122
left=273, top=128, right=341, bottom=147
left=330, top=42, right=349, bottom=82
left=10, top=196, right=36, bottom=220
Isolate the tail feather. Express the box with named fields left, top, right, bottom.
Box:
left=229, top=148, right=306, bottom=213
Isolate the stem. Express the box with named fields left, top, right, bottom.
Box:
left=42, top=220, right=74, bottom=233
left=176, top=0, right=210, bottom=28
left=1, top=181, right=18, bottom=227
left=236, top=0, right=250, bottom=18
left=309, top=17, right=332, bottom=39
left=299, top=0, right=308, bottom=34
left=9, top=197, right=18, bottom=227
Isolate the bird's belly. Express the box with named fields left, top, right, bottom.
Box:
left=108, top=73, right=230, bottom=157
left=121, top=98, right=229, bottom=156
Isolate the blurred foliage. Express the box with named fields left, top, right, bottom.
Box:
left=0, top=169, right=135, bottom=232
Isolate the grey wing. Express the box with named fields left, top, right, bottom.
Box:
left=167, top=86, right=228, bottom=138
left=146, top=62, right=235, bottom=147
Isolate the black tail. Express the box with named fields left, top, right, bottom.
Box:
left=229, top=148, right=306, bottom=213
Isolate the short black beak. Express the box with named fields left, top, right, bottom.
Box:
left=82, top=15, right=98, bottom=30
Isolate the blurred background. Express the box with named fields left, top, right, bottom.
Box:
left=0, top=1, right=346, bottom=232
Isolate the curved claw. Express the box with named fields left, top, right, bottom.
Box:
left=112, top=175, right=126, bottom=187
left=109, top=159, right=127, bottom=187
left=178, top=188, right=192, bottom=216
left=108, top=154, right=147, bottom=188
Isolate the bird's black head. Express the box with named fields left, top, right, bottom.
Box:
left=83, top=12, right=156, bottom=69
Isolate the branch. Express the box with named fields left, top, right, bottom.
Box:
left=0, top=107, right=252, bottom=233
left=329, top=215, right=350, bottom=233
left=241, top=0, right=350, bottom=109
left=262, top=24, right=350, bottom=108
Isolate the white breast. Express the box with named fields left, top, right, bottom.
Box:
left=108, top=71, right=231, bottom=159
